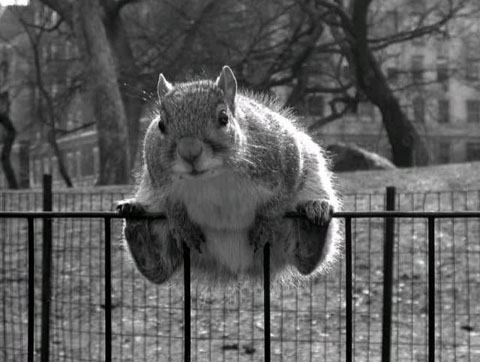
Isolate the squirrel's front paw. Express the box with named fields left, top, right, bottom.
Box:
left=116, top=199, right=145, bottom=216
left=296, top=199, right=333, bottom=227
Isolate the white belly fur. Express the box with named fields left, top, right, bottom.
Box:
left=171, top=171, right=272, bottom=272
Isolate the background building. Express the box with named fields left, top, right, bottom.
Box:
left=315, top=0, right=480, bottom=164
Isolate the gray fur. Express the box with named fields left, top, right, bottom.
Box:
left=118, top=66, right=342, bottom=288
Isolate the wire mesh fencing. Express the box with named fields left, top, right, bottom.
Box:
left=0, top=185, right=479, bottom=362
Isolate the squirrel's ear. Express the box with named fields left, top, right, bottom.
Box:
left=215, top=66, right=237, bottom=111
left=157, top=73, right=173, bottom=101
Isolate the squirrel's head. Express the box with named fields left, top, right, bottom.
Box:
left=144, top=66, right=244, bottom=181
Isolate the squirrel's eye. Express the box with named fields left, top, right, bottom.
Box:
left=158, top=120, right=166, bottom=133
left=218, top=110, right=228, bottom=127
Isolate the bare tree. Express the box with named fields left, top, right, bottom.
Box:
left=0, top=91, right=18, bottom=189
left=13, top=9, right=75, bottom=187
left=38, top=0, right=136, bottom=185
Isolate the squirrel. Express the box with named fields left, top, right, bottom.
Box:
left=117, top=66, right=342, bottom=287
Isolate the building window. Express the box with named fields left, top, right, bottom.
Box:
left=43, top=157, right=50, bottom=175
left=466, top=58, right=479, bottom=81
left=411, top=55, right=424, bottom=83
left=438, top=99, right=450, bottom=124
left=466, top=100, right=480, bottom=123
left=437, top=141, right=450, bottom=163
left=413, top=97, right=425, bottom=123
left=306, top=94, right=324, bottom=116
left=34, top=159, right=41, bottom=185
left=466, top=142, right=480, bottom=161
left=65, top=41, right=71, bottom=59
left=412, top=36, right=425, bottom=46
left=82, top=147, right=95, bottom=176
left=436, top=37, right=449, bottom=55
left=437, top=57, right=449, bottom=89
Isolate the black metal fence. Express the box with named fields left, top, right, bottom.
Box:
left=1, top=176, right=479, bottom=362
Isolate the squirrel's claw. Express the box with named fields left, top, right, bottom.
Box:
left=296, top=200, right=333, bottom=227
left=116, top=200, right=145, bottom=216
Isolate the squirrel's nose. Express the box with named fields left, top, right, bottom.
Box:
left=177, top=137, right=203, bottom=163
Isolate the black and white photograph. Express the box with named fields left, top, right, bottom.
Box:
left=0, top=0, right=479, bottom=361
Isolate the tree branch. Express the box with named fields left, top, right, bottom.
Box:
left=308, top=96, right=355, bottom=132
left=314, top=0, right=356, bottom=36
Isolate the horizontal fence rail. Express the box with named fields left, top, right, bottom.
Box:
left=2, top=210, right=480, bottom=218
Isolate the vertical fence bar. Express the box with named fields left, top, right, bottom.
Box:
left=428, top=217, right=435, bottom=362
left=41, top=174, right=52, bottom=362
left=345, top=217, right=353, bottom=362
left=27, top=217, right=35, bottom=362
left=264, top=242, right=271, bottom=362
left=183, top=243, right=191, bottom=362
left=382, top=186, right=396, bottom=362
left=104, top=217, right=112, bottom=362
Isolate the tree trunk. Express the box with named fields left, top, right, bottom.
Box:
left=74, top=0, right=131, bottom=184
left=0, top=112, right=19, bottom=189
left=45, top=129, right=73, bottom=187
left=104, top=14, right=143, bottom=170
left=348, top=0, right=429, bottom=166
left=350, top=48, right=429, bottom=166
left=371, top=88, right=428, bottom=166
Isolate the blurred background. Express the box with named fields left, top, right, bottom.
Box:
left=0, top=0, right=479, bottom=189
